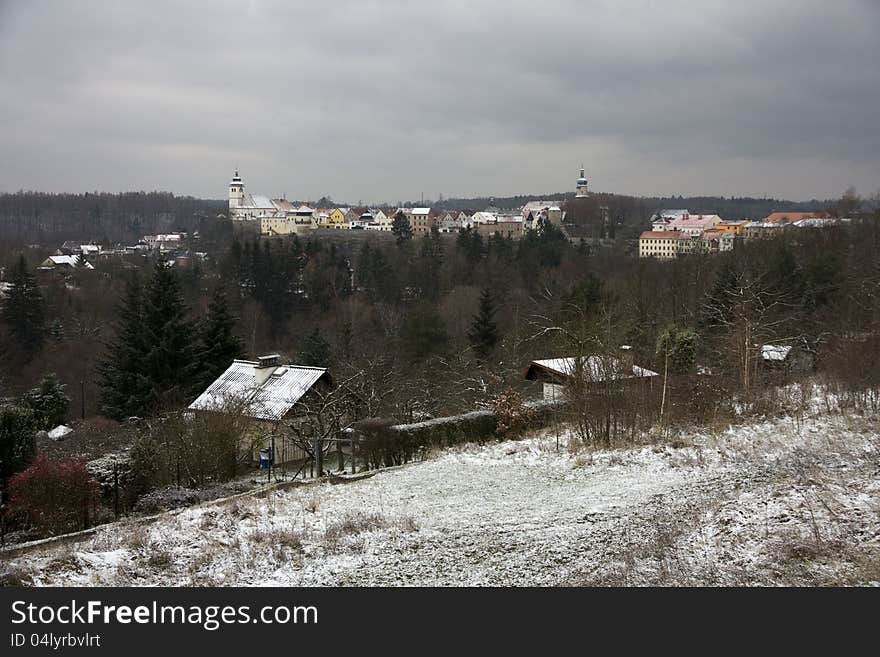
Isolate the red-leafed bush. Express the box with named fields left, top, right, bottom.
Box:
left=8, top=455, right=100, bottom=535
left=493, top=389, right=538, bottom=438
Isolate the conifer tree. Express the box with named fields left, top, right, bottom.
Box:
left=1, top=255, right=45, bottom=354
left=141, top=261, right=197, bottom=410
left=468, top=288, right=499, bottom=359
left=97, top=276, right=150, bottom=419
left=391, top=211, right=413, bottom=245
left=196, top=286, right=244, bottom=391
left=298, top=327, right=332, bottom=367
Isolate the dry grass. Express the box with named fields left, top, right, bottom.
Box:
left=322, top=511, right=418, bottom=552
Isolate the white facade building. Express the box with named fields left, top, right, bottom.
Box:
left=228, top=170, right=317, bottom=236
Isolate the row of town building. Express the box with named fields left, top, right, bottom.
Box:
left=639, top=210, right=849, bottom=259
left=227, top=170, right=573, bottom=240
left=38, top=233, right=205, bottom=272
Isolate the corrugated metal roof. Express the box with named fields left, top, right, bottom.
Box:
left=189, top=360, right=329, bottom=421
left=527, top=356, right=658, bottom=382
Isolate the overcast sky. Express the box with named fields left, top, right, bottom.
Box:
left=1, top=0, right=878, bottom=203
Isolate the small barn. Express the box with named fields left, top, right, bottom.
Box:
left=525, top=355, right=659, bottom=401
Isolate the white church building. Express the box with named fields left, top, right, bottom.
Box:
left=227, top=170, right=317, bottom=236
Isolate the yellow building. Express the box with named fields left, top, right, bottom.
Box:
left=328, top=208, right=346, bottom=225
left=717, top=220, right=749, bottom=235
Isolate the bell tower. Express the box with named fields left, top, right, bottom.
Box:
left=229, top=169, right=244, bottom=210
left=575, top=166, right=589, bottom=198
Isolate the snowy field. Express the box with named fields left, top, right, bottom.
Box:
left=7, top=412, right=880, bottom=586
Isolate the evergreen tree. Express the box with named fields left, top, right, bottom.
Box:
left=97, top=276, right=150, bottom=420
left=391, top=211, right=413, bottom=245
left=468, top=288, right=499, bottom=359
left=298, top=327, right=332, bottom=367
left=99, top=263, right=197, bottom=419
left=656, top=325, right=700, bottom=374
left=401, top=303, right=449, bottom=362
left=21, top=373, right=70, bottom=430
left=336, top=321, right=353, bottom=360
left=196, top=286, right=244, bottom=391
left=1, top=255, right=45, bottom=354
left=140, top=261, right=197, bottom=410
left=414, top=227, right=444, bottom=300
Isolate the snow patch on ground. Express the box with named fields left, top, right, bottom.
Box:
left=9, top=412, right=880, bottom=586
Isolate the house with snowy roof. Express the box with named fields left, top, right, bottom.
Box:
left=38, top=254, right=94, bottom=270
left=189, top=355, right=332, bottom=423
left=189, top=355, right=333, bottom=466
left=759, top=344, right=813, bottom=374
left=667, top=214, right=723, bottom=236
left=525, top=354, right=658, bottom=402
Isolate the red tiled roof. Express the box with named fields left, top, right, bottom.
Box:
left=764, top=211, right=829, bottom=224
left=640, top=230, right=680, bottom=239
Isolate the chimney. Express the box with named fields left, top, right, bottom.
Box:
left=254, top=354, right=280, bottom=386
left=618, top=345, right=634, bottom=373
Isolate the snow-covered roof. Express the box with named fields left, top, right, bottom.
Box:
left=189, top=359, right=331, bottom=421
left=525, top=356, right=658, bottom=383
left=761, top=345, right=792, bottom=362
left=668, top=214, right=722, bottom=229
left=46, top=255, right=79, bottom=266
left=47, top=425, right=73, bottom=440
left=764, top=211, right=828, bottom=224
left=652, top=209, right=689, bottom=219
left=42, top=255, right=92, bottom=269
left=411, top=208, right=431, bottom=215
left=521, top=200, right=556, bottom=213
left=471, top=211, right=497, bottom=224
left=250, top=195, right=275, bottom=209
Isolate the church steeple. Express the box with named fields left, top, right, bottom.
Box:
left=575, top=165, right=589, bottom=198
left=229, top=169, right=244, bottom=209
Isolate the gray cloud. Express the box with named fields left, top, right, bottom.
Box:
left=0, top=0, right=878, bottom=203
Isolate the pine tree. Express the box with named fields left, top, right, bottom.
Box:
left=298, top=327, right=332, bottom=367
left=140, top=261, right=197, bottom=410
left=97, top=276, right=150, bottom=420
left=196, top=287, right=244, bottom=391
left=391, top=212, right=413, bottom=245
left=468, top=288, right=499, bottom=359
left=401, top=303, right=449, bottom=362
left=21, top=373, right=70, bottom=430
left=2, top=255, right=45, bottom=354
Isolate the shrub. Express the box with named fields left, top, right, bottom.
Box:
left=0, top=404, right=37, bottom=479
left=493, top=389, right=539, bottom=438
left=8, top=454, right=100, bottom=535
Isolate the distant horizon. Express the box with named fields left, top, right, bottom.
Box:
left=0, top=184, right=842, bottom=208
left=2, top=1, right=878, bottom=205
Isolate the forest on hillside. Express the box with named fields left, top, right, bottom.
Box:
left=1, top=203, right=879, bottom=537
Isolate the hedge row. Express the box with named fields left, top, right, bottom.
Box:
left=354, top=400, right=561, bottom=470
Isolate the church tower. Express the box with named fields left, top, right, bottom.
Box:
left=575, top=166, right=589, bottom=198
left=229, top=170, right=244, bottom=210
